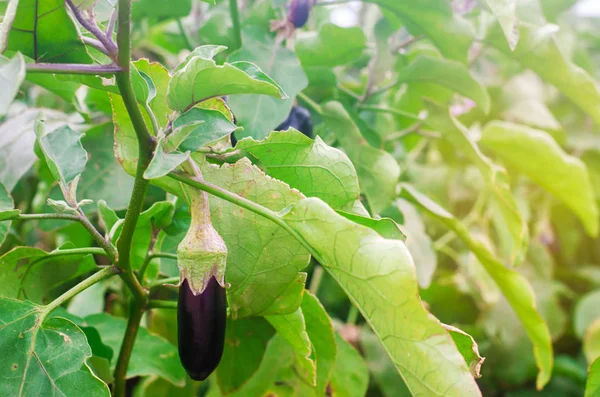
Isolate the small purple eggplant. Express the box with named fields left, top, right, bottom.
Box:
left=288, top=0, right=312, bottom=28
left=178, top=277, right=227, bottom=381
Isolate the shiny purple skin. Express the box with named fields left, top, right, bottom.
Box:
left=288, top=0, right=312, bottom=28
left=178, top=277, right=227, bottom=381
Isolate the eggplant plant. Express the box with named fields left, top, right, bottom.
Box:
left=1, top=0, right=600, bottom=397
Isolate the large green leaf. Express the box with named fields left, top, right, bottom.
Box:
left=5, top=0, right=92, bottom=63
left=84, top=313, right=186, bottom=386
left=37, top=124, right=87, bottom=186
left=282, top=197, right=481, bottom=396
left=227, top=27, right=307, bottom=140
left=0, top=245, right=96, bottom=304
left=401, top=185, right=553, bottom=389
left=397, top=56, right=490, bottom=113
left=295, top=24, right=366, bottom=68
left=0, top=52, right=24, bottom=116
left=322, top=102, right=400, bottom=214
left=0, top=182, right=15, bottom=245
left=235, top=129, right=360, bottom=209
left=167, top=44, right=287, bottom=112
left=0, top=298, right=109, bottom=396
left=481, top=121, right=599, bottom=237
left=364, top=0, right=473, bottom=63
left=483, top=0, right=519, bottom=50
left=487, top=21, right=600, bottom=125
left=427, top=105, right=528, bottom=265
left=144, top=138, right=190, bottom=180
left=217, top=317, right=274, bottom=394
left=329, top=334, right=369, bottom=397
left=203, top=159, right=310, bottom=318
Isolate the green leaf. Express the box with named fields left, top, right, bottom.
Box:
left=134, top=59, right=172, bottom=129
left=227, top=26, right=308, bottom=140
left=586, top=357, right=600, bottom=397
left=322, top=102, right=400, bottom=214
left=0, top=53, right=25, bottom=116
left=329, top=334, right=369, bottom=397
left=481, top=121, right=599, bottom=237
left=0, top=298, right=109, bottom=396
left=427, top=104, right=528, bottom=265
left=266, top=309, right=316, bottom=386
left=483, top=0, right=519, bottom=50
left=4, top=0, right=92, bottom=63
left=144, top=138, right=190, bottom=180
left=38, top=124, right=88, bottom=186
left=235, top=129, right=360, bottom=209
left=364, top=0, right=473, bottom=63
left=444, top=324, right=484, bottom=378
left=0, top=182, right=16, bottom=245
left=397, top=56, right=491, bottom=114
left=167, top=44, right=287, bottom=112
left=84, top=313, right=186, bottom=386
left=282, top=198, right=481, bottom=396
left=295, top=24, right=366, bottom=68
left=0, top=245, right=97, bottom=304
left=171, top=107, right=241, bottom=151
left=217, top=317, right=275, bottom=394
left=488, top=22, right=600, bottom=125
left=401, top=185, right=553, bottom=389
left=300, top=292, right=337, bottom=396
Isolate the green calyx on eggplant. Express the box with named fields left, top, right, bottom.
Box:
left=177, top=186, right=228, bottom=380
left=177, top=188, right=227, bottom=294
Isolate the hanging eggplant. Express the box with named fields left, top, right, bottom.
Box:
left=177, top=186, right=228, bottom=380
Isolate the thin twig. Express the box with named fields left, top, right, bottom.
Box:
left=81, top=36, right=110, bottom=55
left=65, top=0, right=118, bottom=59
left=26, top=63, right=122, bottom=75
left=148, top=276, right=180, bottom=288
left=297, top=92, right=323, bottom=115
left=107, top=7, right=118, bottom=38
left=176, top=18, right=194, bottom=51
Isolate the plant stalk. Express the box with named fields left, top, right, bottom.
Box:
left=113, top=301, right=145, bottom=397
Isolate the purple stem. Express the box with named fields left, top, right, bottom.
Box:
left=65, top=0, right=118, bottom=59
left=27, top=63, right=122, bottom=75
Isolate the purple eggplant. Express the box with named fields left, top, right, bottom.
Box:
left=276, top=105, right=313, bottom=138
left=288, top=0, right=312, bottom=28
left=178, top=277, right=227, bottom=381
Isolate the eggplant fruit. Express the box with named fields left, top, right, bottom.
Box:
left=178, top=277, right=227, bottom=381
left=276, top=105, right=313, bottom=138
left=288, top=0, right=312, bottom=28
